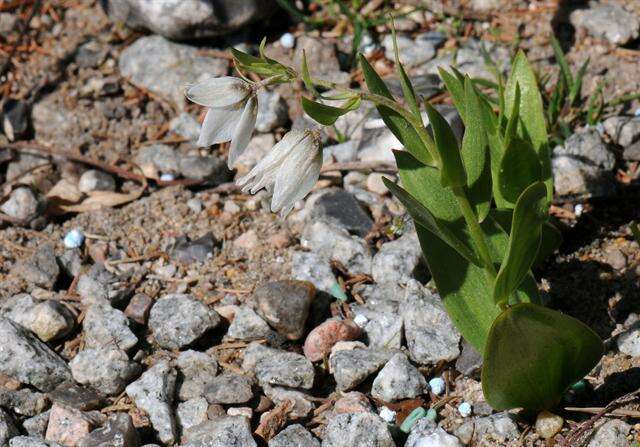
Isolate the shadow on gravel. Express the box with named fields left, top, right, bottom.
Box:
left=551, top=0, right=589, bottom=50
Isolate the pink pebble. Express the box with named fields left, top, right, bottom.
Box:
left=303, top=319, right=361, bottom=362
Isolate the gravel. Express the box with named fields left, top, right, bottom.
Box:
left=371, top=352, right=427, bottom=402
left=322, top=413, right=395, bottom=447
left=70, top=348, right=141, bottom=395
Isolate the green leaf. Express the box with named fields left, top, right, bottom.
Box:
left=391, top=22, right=420, bottom=119
left=359, top=54, right=434, bottom=166
left=505, top=50, right=552, bottom=200
left=425, top=101, right=467, bottom=188
left=569, top=57, right=589, bottom=107
left=550, top=36, right=573, bottom=92
left=504, top=83, right=520, bottom=148
left=498, top=137, right=542, bottom=204
left=301, top=96, right=361, bottom=126
left=301, top=51, right=320, bottom=97
left=231, top=48, right=289, bottom=77
left=396, top=151, right=539, bottom=351
left=383, top=178, right=480, bottom=265
left=493, top=182, right=548, bottom=306
left=482, top=303, right=603, bottom=410
left=461, top=77, right=492, bottom=221
left=439, top=67, right=466, bottom=121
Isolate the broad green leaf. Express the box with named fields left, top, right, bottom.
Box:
left=383, top=178, right=480, bottom=265
left=439, top=67, right=466, bottom=121
left=504, top=83, right=520, bottom=148
left=482, top=303, right=603, bottom=410
left=498, top=137, right=542, bottom=204
left=359, top=54, right=434, bottom=166
left=231, top=48, right=289, bottom=76
left=397, top=151, right=539, bottom=351
left=391, top=22, right=420, bottom=119
left=493, top=182, right=548, bottom=306
left=301, top=96, right=360, bottom=126
left=461, top=77, right=492, bottom=221
left=505, top=51, right=552, bottom=200
left=478, top=95, right=511, bottom=209
left=424, top=102, right=467, bottom=188
left=490, top=209, right=562, bottom=268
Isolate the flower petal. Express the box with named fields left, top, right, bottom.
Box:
left=186, top=76, right=250, bottom=108
left=236, top=129, right=306, bottom=192
left=228, top=95, right=258, bottom=168
left=271, top=133, right=322, bottom=216
left=197, top=103, right=244, bottom=147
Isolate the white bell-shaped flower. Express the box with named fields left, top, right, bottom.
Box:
left=185, top=76, right=257, bottom=168
left=237, top=129, right=322, bottom=217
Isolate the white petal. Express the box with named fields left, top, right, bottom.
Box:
left=271, top=134, right=322, bottom=216
left=186, top=76, right=250, bottom=108
left=197, top=102, right=244, bottom=147
left=228, top=95, right=258, bottom=169
left=236, top=129, right=306, bottom=192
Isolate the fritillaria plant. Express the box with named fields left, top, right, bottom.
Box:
left=186, top=32, right=603, bottom=411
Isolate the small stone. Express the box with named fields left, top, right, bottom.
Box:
left=10, top=436, right=61, bottom=447
left=2, top=295, right=74, bottom=342
left=371, top=353, right=426, bottom=402
left=604, top=116, right=640, bottom=148
left=333, top=392, right=372, bottom=415
left=83, top=304, right=138, bottom=351
left=302, top=220, right=372, bottom=276
left=227, top=407, right=252, bottom=419
left=233, top=230, right=259, bottom=252
left=570, top=4, right=639, bottom=46
left=255, top=90, right=288, bottom=133
left=303, top=319, right=362, bottom=362
left=125, top=361, right=177, bottom=445
left=77, top=413, right=139, bottom=447
left=269, top=424, right=318, bottom=447
left=371, top=231, right=422, bottom=285
left=242, top=342, right=315, bottom=389
left=227, top=306, right=272, bottom=340
left=587, top=419, right=631, bottom=447
left=382, top=33, right=435, bottom=66
left=401, top=281, right=460, bottom=365
left=279, top=33, right=295, bottom=50
left=179, top=155, right=229, bottom=182
left=64, top=229, right=85, bottom=249
left=428, top=377, right=445, bottom=396
left=171, top=233, right=217, bottom=264
left=407, top=422, right=462, bottom=447
left=204, top=373, right=254, bottom=404
left=124, top=293, right=154, bottom=325
left=134, top=144, right=180, bottom=178
left=77, top=264, right=130, bottom=306
left=70, top=348, right=141, bottom=395
left=455, top=340, right=483, bottom=376
left=454, top=412, right=520, bottom=445
left=118, top=35, right=228, bottom=107
left=0, top=13, right=17, bottom=37
left=0, top=317, right=71, bottom=392
left=458, top=402, right=472, bottom=417
left=252, top=280, right=315, bottom=341
left=329, top=346, right=392, bottom=391
left=293, top=36, right=350, bottom=85
left=350, top=296, right=403, bottom=350
left=322, top=413, right=394, bottom=447
left=78, top=170, right=116, bottom=193
left=0, top=187, right=42, bottom=222
left=290, top=251, right=336, bottom=294
left=23, top=411, right=51, bottom=438
left=176, top=398, right=209, bottom=433
left=169, top=112, right=201, bottom=141
left=46, top=404, right=101, bottom=447
left=378, top=406, right=396, bottom=423
left=535, top=411, right=563, bottom=440
left=2, top=99, right=30, bottom=141
left=17, top=244, right=59, bottom=289
left=0, top=387, right=48, bottom=416
left=309, top=189, right=373, bottom=237
left=149, top=294, right=221, bottom=349
left=182, top=416, right=256, bottom=447
left=48, top=383, right=103, bottom=411
left=0, top=409, right=20, bottom=446
left=175, top=350, right=219, bottom=401
left=263, top=385, right=314, bottom=418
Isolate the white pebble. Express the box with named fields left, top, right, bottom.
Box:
left=428, top=377, right=445, bottom=395
left=160, top=173, right=175, bottom=182
left=353, top=314, right=369, bottom=327
left=63, top=229, right=85, bottom=249
left=379, top=406, right=396, bottom=423
left=574, top=203, right=584, bottom=217
left=458, top=402, right=472, bottom=417
left=280, top=32, right=295, bottom=49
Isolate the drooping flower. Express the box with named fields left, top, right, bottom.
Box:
left=237, top=129, right=323, bottom=217
left=185, top=76, right=257, bottom=168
